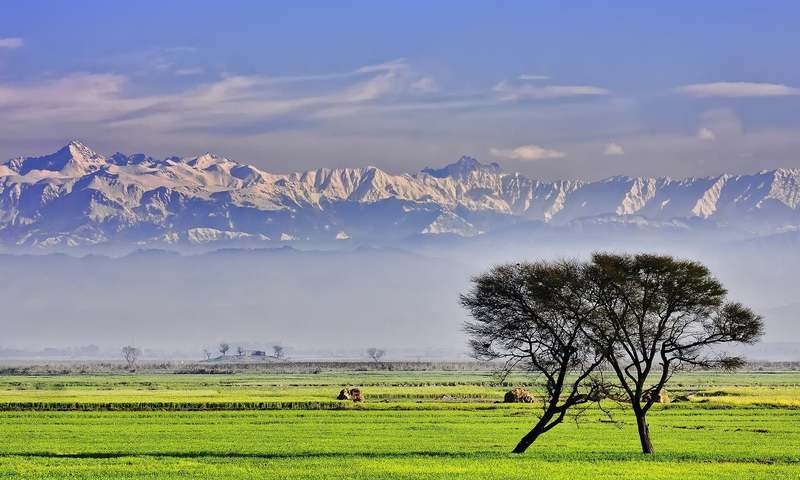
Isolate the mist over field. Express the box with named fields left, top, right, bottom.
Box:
left=1, top=233, right=797, bottom=360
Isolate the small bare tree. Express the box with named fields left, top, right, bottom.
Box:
left=272, top=344, right=285, bottom=360
left=218, top=342, right=230, bottom=357
left=236, top=345, right=245, bottom=357
left=202, top=348, right=212, bottom=361
left=366, top=347, right=386, bottom=363
left=121, top=345, right=141, bottom=371
left=462, top=261, right=606, bottom=453
left=585, top=253, right=764, bottom=454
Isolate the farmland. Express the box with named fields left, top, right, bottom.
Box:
left=0, top=368, right=798, bottom=479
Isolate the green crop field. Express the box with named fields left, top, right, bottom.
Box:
left=0, top=370, right=798, bottom=479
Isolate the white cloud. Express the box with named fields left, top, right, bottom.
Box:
left=490, top=144, right=565, bottom=161
left=0, top=37, right=23, bottom=49
left=677, top=82, right=800, bottom=97
left=517, top=74, right=549, bottom=81
left=493, top=80, right=608, bottom=101
left=603, top=143, right=625, bottom=156
left=410, top=76, right=437, bottom=92
left=697, top=127, right=716, bottom=141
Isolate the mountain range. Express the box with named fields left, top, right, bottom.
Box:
left=1, top=141, right=798, bottom=250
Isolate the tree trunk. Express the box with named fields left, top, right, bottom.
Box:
left=512, top=412, right=554, bottom=453
left=635, top=411, right=654, bottom=454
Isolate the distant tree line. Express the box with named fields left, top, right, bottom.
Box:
left=204, top=342, right=287, bottom=360
left=462, top=253, right=763, bottom=454
left=201, top=344, right=387, bottom=363
left=121, top=343, right=389, bottom=368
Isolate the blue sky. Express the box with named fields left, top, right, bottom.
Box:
left=2, top=1, right=800, bottom=179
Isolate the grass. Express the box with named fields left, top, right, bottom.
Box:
left=0, top=370, right=797, bottom=478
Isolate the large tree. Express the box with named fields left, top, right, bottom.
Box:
left=462, top=261, right=606, bottom=453
left=585, top=253, right=763, bottom=454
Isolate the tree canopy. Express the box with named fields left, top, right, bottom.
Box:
left=585, top=253, right=763, bottom=453
left=462, top=253, right=764, bottom=454
left=461, top=261, right=605, bottom=452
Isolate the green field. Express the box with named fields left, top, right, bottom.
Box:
left=0, top=370, right=798, bottom=479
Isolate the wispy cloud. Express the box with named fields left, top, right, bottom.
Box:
left=253, top=58, right=414, bottom=86
left=493, top=80, right=608, bottom=101
left=96, top=46, right=200, bottom=76
left=603, top=143, right=625, bottom=156
left=0, top=60, right=441, bottom=135
left=677, top=82, right=800, bottom=97
left=355, top=58, right=408, bottom=74
left=490, top=144, right=565, bottom=161
left=0, top=37, right=23, bottom=49
left=0, top=73, right=131, bottom=111
left=697, top=127, right=716, bottom=141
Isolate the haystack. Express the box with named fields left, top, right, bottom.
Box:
left=336, top=387, right=363, bottom=402
left=349, top=388, right=363, bottom=402
left=336, top=388, right=351, bottom=400
left=504, top=387, right=535, bottom=403
left=646, top=388, right=670, bottom=404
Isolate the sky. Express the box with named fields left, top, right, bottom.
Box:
left=2, top=1, right=800, bottom=180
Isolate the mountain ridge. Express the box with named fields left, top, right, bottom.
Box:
left=1, top=141, right=798, bottom=249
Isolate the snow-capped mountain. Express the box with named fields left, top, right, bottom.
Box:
left=1, top=141, right=798, bottom=249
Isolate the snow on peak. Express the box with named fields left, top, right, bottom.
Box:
left=764, top=168, right=800, bottom=209
left=421, top=211, right=478, bottom=236
left=67, top=139, right=92, bottom=151
left=186, top=227, right=267, bottom=244
left=4, top=140, right=106, bottom=176
left=691, top=175, right=729, bottom=218
left=186, top=153, right=231, bottom=169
